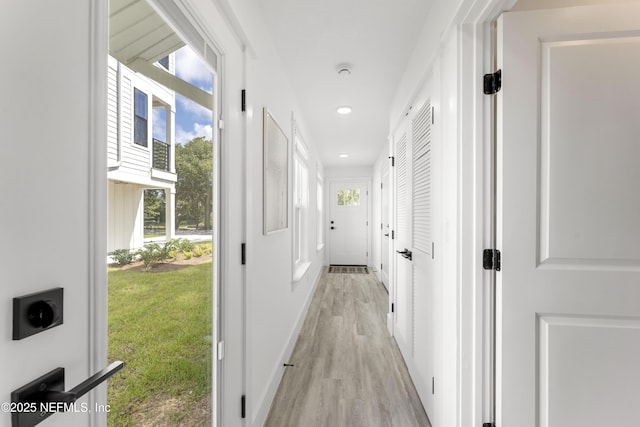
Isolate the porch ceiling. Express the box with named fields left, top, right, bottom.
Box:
left=109, top=0, right=184, bottom=66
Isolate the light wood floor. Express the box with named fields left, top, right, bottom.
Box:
left=264, top=268, right=431, bottom=427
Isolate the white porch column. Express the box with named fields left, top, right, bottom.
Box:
left=165, top=187, right=176, bottom=241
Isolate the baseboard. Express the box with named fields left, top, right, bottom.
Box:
left=251, top=264, right=323, bottom=426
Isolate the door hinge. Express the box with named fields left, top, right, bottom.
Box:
left=241, top=89, right=246, bottom=112
left=381, top=223, right=383, bottom=230
left=389, top=156, right=395, bottom=166
left=391, top=303, right=394, bottom=313
left=431, top=106, right=435, bottom=124
left=432, top=376, right=435, bottom=394
left=217, top=341, right=225, bottom=360
left=483, top=69, right=502, bottom=95
left=218, top=119, right=225, bottom=130
left=381, top=182, right=383, bottom=189
left=381, top=263, right=383, bottom=270
left=483, top=249, right=501, bottom=271
left=241, top=395, right=246, bottom=418
left=241, top=243, right=246, bottom=265
left=391, top=230, right=395, bottom=240
left=366, top=251, right=369, bottom=257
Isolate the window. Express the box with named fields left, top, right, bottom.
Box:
left=157, top=56, right=169, bottom=70
left=316, top=174, right=324, bottom=250
left=134, top=88, right=148, bottom=147
left=293, top=132, right=310, bottom=280
left=337, top=188, right=361, bottom=206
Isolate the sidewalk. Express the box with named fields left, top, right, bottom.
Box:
left=144, top=229, right=212, bottom=244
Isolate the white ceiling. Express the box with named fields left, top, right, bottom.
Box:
left=258, top=0, right=433, bottom=167
left=109, top=0, right=433, bottom=168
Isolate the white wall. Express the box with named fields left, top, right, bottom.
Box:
left=213, top=1, right=327, bottom=425
left=371, top=150, right=390, bottom=282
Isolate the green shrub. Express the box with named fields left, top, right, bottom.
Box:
left=183, top=251, right=193, bottom=260
left=137, top=243, right=163, bottom=271
left=109, top=249, right=135, bottom=266
left=177, top=238, right=195, bottom=253
left=193, top=246, right=204, bottom=258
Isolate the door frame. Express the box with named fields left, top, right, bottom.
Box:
left=88, top=1, right=109, bottom=425
left=458, top=0, right=518, bottom=426
left=326, top=177, right=372, bottom=267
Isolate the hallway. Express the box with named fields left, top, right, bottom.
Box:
left=265, top=269, right=430, bottom=427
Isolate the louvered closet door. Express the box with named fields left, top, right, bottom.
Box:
left=393, top=90, right=438, bottom=424
left=394, top=128, right=413, bottom=358
left=411, top=98, right=436, bottom=418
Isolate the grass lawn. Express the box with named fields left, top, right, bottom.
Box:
left=107, top=259, right=213, bottom=426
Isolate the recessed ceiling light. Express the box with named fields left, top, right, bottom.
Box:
left=337, top=106, right=352, bottom=115
left=339, top=154, right=349, bottom=158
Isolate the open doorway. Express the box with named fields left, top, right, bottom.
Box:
left=106, top=2, right=219, bottom=425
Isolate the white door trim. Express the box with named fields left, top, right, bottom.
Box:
left=457, top=1, right=519, bottom=427
left=88, top=1, right=109, bottom=426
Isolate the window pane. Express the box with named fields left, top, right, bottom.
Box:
left=337, top=189, right=360, bottom=206
left=134, top=117, right=148, bottom=147
left=134, top=88, right=148, bottom=119
left=134, top=88, right=148, bottom=147
left=350, top=189, right=360, bottom=206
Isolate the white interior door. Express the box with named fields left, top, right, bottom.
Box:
left=381, top=165, right=390, bottom=289
left=497, top=4, right=640, bottom=426
left=410, top=97, right=436, bottom=421
left=1, top=1, right=109, bottom=426
left=393, top=128, right=414, bottom=359
left=329, top=181, right=369, bottom=265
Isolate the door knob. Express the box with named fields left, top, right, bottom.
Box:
left=330, top=226, right=336, bottom=230
left=396, top=249, right=413, bottom=261
left=11, top=361, right=124, bottom=427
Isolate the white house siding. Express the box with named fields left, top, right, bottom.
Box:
left=107, top=58, right=119, bottom=164
left=108, top=180, right=144, bottom=252
left=119, top=73, right=150, bottom=177
left=107, top=55, right=177, bottom=251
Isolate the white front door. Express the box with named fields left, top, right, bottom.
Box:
left=497, top=4, right=640, bottom=426
left=329, top=181, right=369, bottom=265
left=1, top=1, right=109, bottom=426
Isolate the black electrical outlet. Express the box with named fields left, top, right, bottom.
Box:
left=13, top=288, right=63, bottom=340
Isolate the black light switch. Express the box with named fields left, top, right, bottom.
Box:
left=13, top=288, right=63, bottom=340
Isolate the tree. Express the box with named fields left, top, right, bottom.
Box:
left=175, top=137, right=213, bottom=230
left=144, top=189, right=165, bottom=223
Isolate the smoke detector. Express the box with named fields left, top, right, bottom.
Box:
left=336, top=63, right=353, bottom=77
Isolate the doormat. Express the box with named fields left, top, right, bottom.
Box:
left=329, top=265, right=369, bottom=274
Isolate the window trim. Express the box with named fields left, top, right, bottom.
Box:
left=316, top=173, right=324, bottom=251
left=292, top=127, right=310, bottom=282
